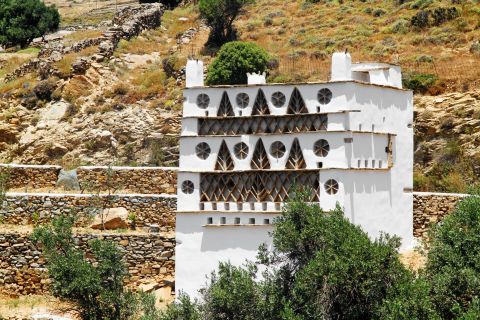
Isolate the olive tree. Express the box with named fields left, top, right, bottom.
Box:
left=199, top=0, right=254, bottom=46
left=0, top=0, right=60, bottom=48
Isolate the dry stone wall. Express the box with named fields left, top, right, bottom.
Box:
left=0, top=232, right=175, bottom=296
left=413, top=192, right=465, bottom=239
left=77, top=166, right=177, bottom=194
left=1, top=193, right=176, bottom=231
left=0, top=164, right=61, bottom=190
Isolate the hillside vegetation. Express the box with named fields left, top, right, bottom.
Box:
left=0, top=0, right=478, bottom=192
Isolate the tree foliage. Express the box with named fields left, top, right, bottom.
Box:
left=206, top=41, right=269, bottom=85
left=0, top=0, right=60, bottom=48
left=161, top=190, right=436, bottom=319
left=425, top=192, right=480, bottom=319
left=32, top=216, right=139, bottom=320
left=199, top=0, right=253, bottom=46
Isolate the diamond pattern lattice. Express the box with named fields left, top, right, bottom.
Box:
left=198, top=114, right=328, bottom=135
left=200, top=171, right=320, bottom=202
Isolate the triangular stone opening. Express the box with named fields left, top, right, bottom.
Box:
left=217, top=92, right=235, bottom=117
left=251, top=89, right=270, bottom=116
left=286, top=138, right=306, bottom=169
left=215, top=140, right=234, bottom=171
left=287, top=88, right=308, bottom=114
left=250, top=139, right=271, bottom=170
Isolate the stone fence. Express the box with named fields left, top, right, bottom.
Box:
left=413, top=192, right=465, bottom=239
left=0, top=164, right=61, bottom=190
left=1, top=193, right=177, bottom=231
left=77, top=166, right=177, bottom=194
left=0, top=232, right=175, bottom=296
left=0, top=164, right=178, bottom=194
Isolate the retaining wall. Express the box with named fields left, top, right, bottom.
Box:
left=413, top=192, right=465, bottom=239
left=1, top=164, right=178, bottom=194
left=1, top=193, right=177, bottom=231
left=0, top=232, right=175, bottom=296
left=0, top=164, right=61, bottom=190
left=77, top=166, right=177, bottom=194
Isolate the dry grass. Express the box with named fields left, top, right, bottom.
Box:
left=63, top=29, right=104, bottom=46
left=55, top=45, right=99, bottom=77
left=0, top=294, right=78, bottom=319
left=235, top=0, right=480, bottom=84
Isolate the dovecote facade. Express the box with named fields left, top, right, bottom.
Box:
left=176, top=52, right=414, bottom=297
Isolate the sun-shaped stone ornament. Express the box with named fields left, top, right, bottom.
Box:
left=271, top=91, right=286, bottom=107
left=270, top=141, right=286, bottom=158
left=181, top=180, right=195, bottom=194
left=314, top=139, right=330, bottom=157
left=324, top=179, right=339, bottom=195
left=195, top=142, right=211, bottom=159
left=234, top=142, right=249, bottom=159
left=317, top=88, right=332, bottom=105
left=196, top=93, right=210, bottom=109
left=236, top=93, right=250, bottom=108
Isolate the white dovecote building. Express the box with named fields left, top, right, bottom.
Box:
left=176, top=52, right=413, bottom=297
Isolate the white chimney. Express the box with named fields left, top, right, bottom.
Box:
left=186, top=60, right=204, bottom=88
left=247, top=72, right=266, bottom=85
left=331, top=52, right=352, bottom=81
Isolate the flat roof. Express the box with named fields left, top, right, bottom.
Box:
left=185, top=80, right=409, bottom=92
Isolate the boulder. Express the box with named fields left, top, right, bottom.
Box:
left=154, top=286, right=173, bottom=309
left=56, top=169, right=80, bottom=191
left=91, top=207, right=129, bottom=230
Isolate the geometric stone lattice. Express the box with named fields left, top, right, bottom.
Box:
left=287, top=87, right=308, bottom=114
left=314, top=139, right=330, bottom=157
left=215, top=140, right=234, bottom=171
left=251, top=89, right=270, bottom=115
left=286, top=138, right=306, bottom=169
left=198, top=114, right=328, bottom=136
left=317, top=88, right=332, bottom=105
left=217, top=92, right=235, bottom=117
left=200, top=170, right=320, bottom=202
left=250, top=139, right=270, bottom=170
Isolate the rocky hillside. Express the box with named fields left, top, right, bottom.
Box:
left=0, top=0, right=479, bottom=191
left=414, top=90, right=480, bottom=193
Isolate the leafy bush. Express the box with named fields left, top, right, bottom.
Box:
left=32, top=216, right=145, bottom=320
left=164, top=191, right=433, bottom=319
left=411, top=10, right=430, bottom=29
left=199, top=0, right=254, bottom=46
left=0, top=0, right=60, bottom=48
left=425, top=192, right=480, bottom=319
left=206, top=41, right=269, bottom=85
left=403, top=72, right=438, bottom=93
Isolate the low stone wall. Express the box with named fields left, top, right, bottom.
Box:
left=77, top=166, right=177, bottom=194
left=1, top=193, right=177, bottom=231
left=413, top=192, right=465, bottom=239
left=0, top=232, right=175, bottom=296
left=0, top=164, right=61, bottom=190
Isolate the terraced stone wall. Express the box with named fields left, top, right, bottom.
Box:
left=0, top=232, right=175, bottom=296
left=1, top=193, right=177, bottom=231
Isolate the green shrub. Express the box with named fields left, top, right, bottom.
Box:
left=0, top=0, right=60, bottom=48
left=199, top=0, right=254, bottom=46
left=403, top=72, right=438, bottom=93
left=425, top=192, right=480, bottom=319
left=206, top=41, right=269, bottom=85
left=32, top=216, right=142, bottom=320
left=164, top=191, right=432, bottom=319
